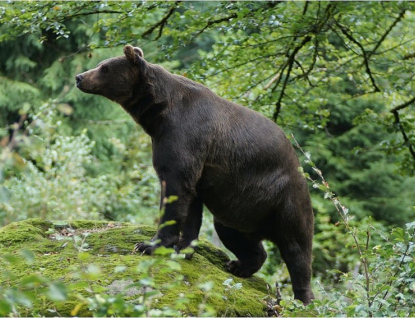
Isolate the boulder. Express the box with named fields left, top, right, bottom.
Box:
left=0, top=219, right=272, bottom=316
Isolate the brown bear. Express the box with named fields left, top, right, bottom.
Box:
left=76, top=45, right=315, bottom=304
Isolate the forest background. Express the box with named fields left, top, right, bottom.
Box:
left=0, top=1, right=415, bottom=317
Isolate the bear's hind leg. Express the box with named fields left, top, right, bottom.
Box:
left=274, top=237, right=314, bottom=304
left=214, top=219, right=266, bottom=277
left=270, top=217, right=314, bottom=305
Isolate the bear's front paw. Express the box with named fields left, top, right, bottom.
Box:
left=174, top=242, right=196, bottom=260
left=226, top=260, right=258, bottom=278
left=134, top=242, right=159, bottom=255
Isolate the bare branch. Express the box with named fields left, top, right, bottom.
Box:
left=264, top=73, right=281, bottom=90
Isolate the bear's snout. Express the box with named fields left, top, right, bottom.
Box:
left=75, top=74, right=84, bottom=88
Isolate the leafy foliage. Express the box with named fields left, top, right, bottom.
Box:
left=1, top=1, right=415, bottom=316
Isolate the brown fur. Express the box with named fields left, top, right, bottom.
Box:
left=76, top=45, right=315, bottom=304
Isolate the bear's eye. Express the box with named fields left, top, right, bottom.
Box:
left=100, top=65, right=109, bottom=73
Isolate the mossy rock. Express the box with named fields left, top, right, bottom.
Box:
left=0, top=218, right=272, bottom=317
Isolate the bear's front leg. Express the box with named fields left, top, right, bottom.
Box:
left=135, top=179, right=201, bottom=256
left=134, top=223, right=180, bottom=255
left=174, top=196, right=203, bottom=259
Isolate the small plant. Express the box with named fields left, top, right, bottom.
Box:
left=292, top=135, right=415, bottom=317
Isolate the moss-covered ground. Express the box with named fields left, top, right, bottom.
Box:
left=0, top=218, right=272, bottom=317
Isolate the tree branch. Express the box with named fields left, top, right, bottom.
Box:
left=142, top=3, right=179, bottom=39
left=192, top=2, right=281, bottom=41
left=192, top=13, right=238, bottom=40
left=273, top=35, right=312, bottom=121
left=292, top=38, right=319, bottom=86
left=270, top=3, right=334, bottom=121
left=390, top=97, right=415, bottom=160
left=390, top=95, right=415, bottom=113
left=335, top=21, right=380, bottom=93
left=368, top=9, right=406, bottom=58
left=63, top=10, right=123, bottom=21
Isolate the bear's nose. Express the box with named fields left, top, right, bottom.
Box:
left=75, top=74, right=84, bottom=87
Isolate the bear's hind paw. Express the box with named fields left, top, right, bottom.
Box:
left=226, top=260, right=258, bottom=278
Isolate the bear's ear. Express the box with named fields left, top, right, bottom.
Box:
left=133, top=47, right=144, bottom=59
left=123, top=45, right=144, bottom=65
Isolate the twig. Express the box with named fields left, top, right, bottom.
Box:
left=142, top=3, right=180, bottom=39
left=192, top=13, right=238, bottom=40
left=192, top=2, right=281, bottom=41
left=264, top=73, right=281, bottom=90
left=391, top=110, right=415, bottom=160
left=390, top=96, right=415, bottom=161
left=291, top=134, right=372, bottom=316
left=335, top=21, right=380, bottom=93
left=293, top=38, right=319, bottom=86
left=389, top=95, right=415, bottom=113
left=367, top=9, right=406, bottom=59
left=273, top=35, right=312, bottom=121
left=63, top=10, right=123, bottom=21
left=379, top=242, right=413, bottom=310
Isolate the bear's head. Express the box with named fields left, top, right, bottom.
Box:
left=76, top=45, right=146, bottom=104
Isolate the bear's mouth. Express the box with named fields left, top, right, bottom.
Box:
left=75, top=75, right=96, bottom=94
left=75, top=74, right=84, bottom=88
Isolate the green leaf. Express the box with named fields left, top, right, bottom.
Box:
left=198, top=281, right=214, bottom=292
left=46, top=282, right=67, bottom=301
left=114, top=265, right=127, bottom=273
left=153, top=246, right=175, bottom=256
left=0, top=299, right=12, bottom=317
left=19, top=249, right=35, bottom=264
left=2, top=254, right=19, bottom=265
left=20, top=274, right=45, bottom=286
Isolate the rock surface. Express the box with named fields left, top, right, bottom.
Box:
left=0, top=219, right=271, bottom=316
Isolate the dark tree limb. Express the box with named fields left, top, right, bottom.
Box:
left=293, top=58, right=314, bottom=87
left=192, top=2, right=281, bottom=41
left=335, top=21, right=380, bottom=93
left=271, top=3, right=334, bottom=121
left=390, top=95, right=415, bottom=113
left=63, top=10, right=124, bottom=21
left=390, top=97, right=415, bottom=160
left=142, top=3, right=180, bottom=39
left=273, top=35, right=312, bottom=121
left=192, top=13, right=238, bottom=40
left=368, top=8, right=406, bottom=58
left=293, top=37, right=319, bottom=86
left=302, top=1, right=309, bottom=16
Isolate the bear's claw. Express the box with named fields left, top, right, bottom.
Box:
left=134, top=242, right=158, bottom=255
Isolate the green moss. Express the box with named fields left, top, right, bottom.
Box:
left=0, top=218, right=270, bottom=317
left=0, top=218, right=51, bottom=246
